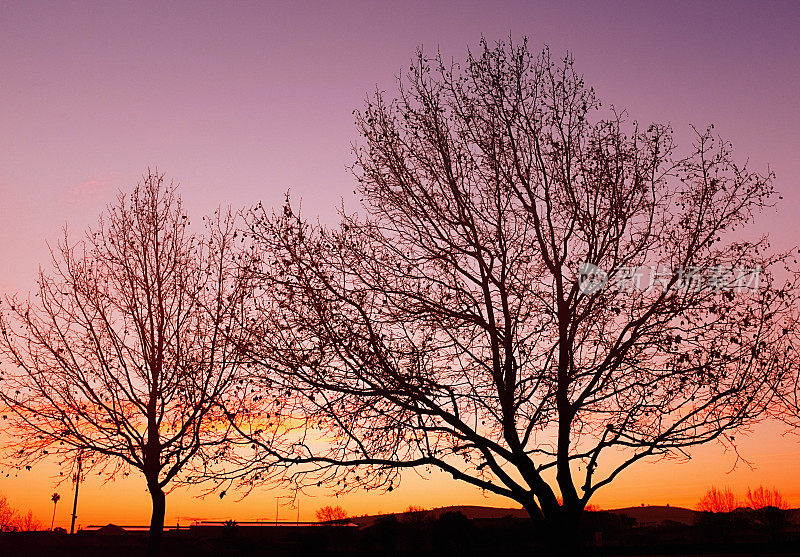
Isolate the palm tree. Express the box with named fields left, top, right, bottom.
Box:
left=50, top=493, right=60, bottom=530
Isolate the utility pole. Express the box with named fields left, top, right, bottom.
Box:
left=70, top=454, right=82, bottom=534
left=275, top=497, right=279, bottom=525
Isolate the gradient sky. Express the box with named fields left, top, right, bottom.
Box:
left=1, top=1, right=799, bottom=528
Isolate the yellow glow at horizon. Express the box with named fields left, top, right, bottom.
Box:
left=1, top=418, right=798, bottom=529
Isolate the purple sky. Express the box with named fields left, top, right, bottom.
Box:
left=1, top=0, right=800, bottom=522
left=2, top=1, right=799, bottom=293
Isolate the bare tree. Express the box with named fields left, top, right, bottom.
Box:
left=401, top=506, right=431, bottom=527
left=745, top=486, right=788, bottom=511
left=698, top=486, right=739, bottom=513
left=0, top=495, right=18, bottom=532
left=0, top=171, right=253, bottom=556
left=18, top=509, right=42, bottom=532
left=235, top=39, right=796, bottom=548
left=745, top=485, right=790, bottom=536
left=770, top=308, right=800, bottom=436
left=315, top=504, right=348, bottom=523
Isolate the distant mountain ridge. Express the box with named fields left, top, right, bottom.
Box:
left=350, top=503, right=800, bottom=528
left=349, top=504, right=701, bottom=526
left=606, top=505, right=698, bottom=525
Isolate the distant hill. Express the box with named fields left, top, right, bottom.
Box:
left=349, top=504, right=702, bottom=527
left=607, top=505, right=698, bottom=525
left=349, top=505, right=526, bottom=526
left=421, top=505, right=530, bottom=520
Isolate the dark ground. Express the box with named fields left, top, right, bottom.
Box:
left=2, top=510, right=800, bottom=556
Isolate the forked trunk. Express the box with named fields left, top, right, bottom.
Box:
left=523, top=504, right=583, bottom=557
left=556, top=513, right=583, bottom=555
left=546, top=510, right=583, bottom=556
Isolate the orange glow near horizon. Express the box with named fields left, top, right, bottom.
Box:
left=2, top=419, right=799, bottom=529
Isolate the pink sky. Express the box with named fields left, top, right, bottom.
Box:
left=1, top=1, right=799, bottom=528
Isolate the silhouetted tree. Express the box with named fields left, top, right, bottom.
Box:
left=401, top=505, right=431, bottom=528
left=432, top=511, right=473, bottom=552
left=18, top=509, right=41, bottom=531
left=0, top=172, right=254, bottom=556
left=0, top=496, right=38, bottom=532
left=695, top=485, right=790, bottom=540
left=0, top=495, right=18, bottom=532
left=745, top=485, right=788, bottom=511
left=697, top=486, right=739, bottom=513
left=745, top=485, right=790, bottom=538
left=315, top=505, right=348, bottom=523
left=771, top=318, right=800, bottom=444
left=237, top=38, right=797, bottom=549
left=221, top=519, right=239, bottom=541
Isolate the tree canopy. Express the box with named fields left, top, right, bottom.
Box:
left=232, top=39, right=797, bottom=542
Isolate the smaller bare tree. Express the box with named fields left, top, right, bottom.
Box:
left=402, top=506, right=431, bottom=528
left=0, top=495, right=18, bottom=532
left=698, top=486, right=739, bottom=513
left=0, top=171, right=256, bottom=556
left=19, top=509, right=42, bottom=532
left=315, top=505, right=348, bottom=524
left=746, top=485, right=791, bottom=536
left=746, top=486, right=788, bottom=511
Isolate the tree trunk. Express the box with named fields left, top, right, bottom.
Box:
left=543, top=510, right=582, bottom=557
left=147, top=482, right=166, bottom=557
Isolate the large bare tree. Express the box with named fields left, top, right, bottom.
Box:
left=769, top=279, right=800, bottom=449
left=0, top=172, right=253, bottom=556
left=234, top=39, right=796, bottom=549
